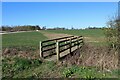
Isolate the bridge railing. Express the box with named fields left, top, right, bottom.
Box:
left=39, top=35, right=83, bottom=61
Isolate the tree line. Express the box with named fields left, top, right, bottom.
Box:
left=0, top=25, right=108, bottom=32
left=0, top=25, right=46, bottom=32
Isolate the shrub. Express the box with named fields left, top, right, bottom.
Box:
left=105, top=17, right=120, bottom=51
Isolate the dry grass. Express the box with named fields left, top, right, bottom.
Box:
left=39, top=31, right=73, bottom=39
left=62, top=43, right=118, bottom=71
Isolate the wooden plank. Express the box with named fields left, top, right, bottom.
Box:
left=77, top=36, right=79, bottom=48
left=78, top=38, right=83, bottom=41
left=42, top=42, right=56, bottom=48
left=65, top=38, right=67, bottom=49
left=71, top=39, right=78, bottom=44
left=42, top=47, right=56, bottom=53
left=40, top=41, right=43, bottom=58
left=42, top=36, right=74, bottom=43
left=55, top=36, right=74, bottom=41
left=56, top=42, right=60, bottom=61
left=59, top=42, right=70, bottom=48
left=71, top=36, right=78, bottom=40
left=71, top=43, right=79, bottom=47
left=69, top=39, right=72, bottom=54
left=59, top=46, right=70, bottom=53
left=59, top=39, right=69, bottom=43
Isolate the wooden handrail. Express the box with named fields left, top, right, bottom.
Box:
left=42, top=35, right=74, bottom=43
left=39, top=35, right=83, bottom=61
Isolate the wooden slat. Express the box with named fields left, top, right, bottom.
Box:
left=42, top=36, right=74, bottom=43
left=59, top=46, right=70, bottom=53
left=71, top=36, right=78, bottom=40
left=71, top=43, right=78, bottom=47
left=43, top=52, right=56, bottom=58
left=71, top=39, right=78, bottom=43
left=42, top=42, right=56, bottom=48
left=42, top=47, right=56, bottom=53
left=78, top=38, right=83, bottom=41
left=59, top=42, right=70, bottom=48
left=59, top=39, right=70, bottom=43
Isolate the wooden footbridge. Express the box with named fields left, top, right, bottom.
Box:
left=39, top=35, right=83, bottom=61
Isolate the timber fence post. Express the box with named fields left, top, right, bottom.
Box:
left=40, top=41, right=43, bottom=58
left=77, top=36, right=79, bottom=48
left=56, top=41, right=60, bottom=61
left=69, top=38, right=72, bottom=54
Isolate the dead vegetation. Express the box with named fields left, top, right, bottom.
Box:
left=61, top=43, right=118, bottom=71
left=2, top=47, right=40, bottom=59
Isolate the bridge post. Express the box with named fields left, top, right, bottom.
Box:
left=40, top=41, right=43, bottom=58
left=56, top=41, right=60, bottom=61
left=69, top=39, right=72, bottom=55
left=65, top=38, right=67, bottom=49
left=77, top=36, right=79, bottom=48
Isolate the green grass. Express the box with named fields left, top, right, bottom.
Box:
left=2, top=56, right=43, bottom=78
left=62, top=66, right=117, bottom=78
left=44, top=29, right=105, bottom=37
left=2, top=31, right=47, bottom=48
left=2, top=29, right=117, bottom=78
left=2, top=29, right=106, bottom=48
left=44, top=29, right=107, bottom=46
left=2, top=57, right=119, bottom=78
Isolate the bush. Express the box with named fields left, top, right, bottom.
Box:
left=105, top=17, right=120, bottom=51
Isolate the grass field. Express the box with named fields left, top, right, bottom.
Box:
left=2, top=29, right=106, bottom=48
left=2, top=31, right=47, bottom=48
left=44, top=29, right=107, bottom=46
left=2, top=29, right=119, bottom=79
left=44, top=29, right=105, bottom=37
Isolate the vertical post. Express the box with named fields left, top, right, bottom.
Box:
left=40, top=41, right=43, bottom=58
left=77, top=36, right=79, bottom=48
left=65, top=38, right=67, bottom=49
left=55, top=40, right=57, bottom=42
left=56, top=41, right=60, bottom=61
left=69, top=39, right=72, bottom=54
left=81, top=36, right=84, bottom=45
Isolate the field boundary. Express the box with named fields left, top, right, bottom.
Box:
left=39, top=35, right=83, bottom=61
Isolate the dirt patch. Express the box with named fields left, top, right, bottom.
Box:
left=39, top=31, right=73, bottom=39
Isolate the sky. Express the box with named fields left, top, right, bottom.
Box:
left=2, top=0, right=120, bottom=2
left=2, top=2, right=118, bottom=29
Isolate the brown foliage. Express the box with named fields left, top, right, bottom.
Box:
left=61, top=44, right=118, bottom=70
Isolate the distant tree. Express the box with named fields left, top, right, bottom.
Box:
left=2, top=26, right=12, bottom=31
left=1, top=25, right=42, bottom=31
left=42, top=26, right=46, bottom=30
left=0, top=27, right=2, bottom=31
left=35, top=25, right=41, bottom=30
left=1, top=26, right=5, bottom=31
left=71, top=26, right=74, bottom=30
